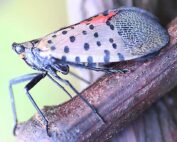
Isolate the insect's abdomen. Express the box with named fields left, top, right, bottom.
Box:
left=38, top=7, right=169, bottom=64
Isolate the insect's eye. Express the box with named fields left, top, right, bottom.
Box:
left=12, top=43, right=25, bottom=54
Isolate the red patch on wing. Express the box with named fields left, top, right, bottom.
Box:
left=80, top=11, right=117, bottom=25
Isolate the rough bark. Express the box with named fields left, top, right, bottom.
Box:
left=112, top=87, right=177, bottom=142
left=15, top=17, right=177, bottom=142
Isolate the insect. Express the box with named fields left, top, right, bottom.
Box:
left=9, top=7, right=169, bottom=136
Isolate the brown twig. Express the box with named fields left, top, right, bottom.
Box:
left=16, top=18, right=177, bottom=142
left=112, top=87, right=177, bottom=142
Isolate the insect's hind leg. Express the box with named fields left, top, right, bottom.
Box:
left=88, top=66, right=128, bottom=74
left=9, top=73, right=42, bottom=135
left=69, top=71, right=91, bottom=84
left=69, top=63, right=128, bottom=73
left=49, top=71, right=106, bottom=123
left=47, top=74, right=73, bottom=98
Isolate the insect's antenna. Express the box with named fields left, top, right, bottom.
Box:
left=69, top=71, right=91, bottom=84
left=47, top=74, right=72, bottom=99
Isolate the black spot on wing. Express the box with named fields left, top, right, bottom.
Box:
left=97, top=41, right=101, bottom=47
left=62, top=30, right=67, bottom=35
left=106, top=20, right=115, bottom=30
left=110, top=25, right=115, bottom=30
left=103, top=10, right=109, bottom=16
left=109, top=38, right=114, bottom=43
left=87, top=56, right=93, bottom=64
left=64, top=46, right=69, bottom=53
left=112, top=43, right=117, bottom=49
left=51, top=46, right=56, bottom=51
left=106, top=21, right=111, bottom=26
left=48, top=40, right=52, bottom=44
left=75, top=56, right=80, bottom=63
left=94, top=32, right=99, bottom=38
left=84, top=43, right=90, bottom=51
left=89, top=24, right=94, bottom=30
left=70, top=36, right=75, bottom=42
left=104, top=50, right=110, bottom=63
left=117, top=53, right=125, bottom=61
left=70, top=26, right=74, bottom=29
left=61, top=56, right=67, bottom=62
left=82, top=30, right=87, bottom=35
left=52, top=34, right=57, bottom=38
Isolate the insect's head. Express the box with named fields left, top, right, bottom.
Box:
left=12, top=39, right=39, bottom=59
left=12, top=39, right=43, bottom=71
left=12, top=39, right=68, bottom=74
left=12, top=42, right=26, bottom=57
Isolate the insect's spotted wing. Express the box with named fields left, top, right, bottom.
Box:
left=37, top=7, right=169, bottom=64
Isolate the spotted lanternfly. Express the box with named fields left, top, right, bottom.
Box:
left=9, top=7, right=169, bottom=136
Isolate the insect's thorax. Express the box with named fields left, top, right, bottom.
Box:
left=23, top=48, right=46, bottom=71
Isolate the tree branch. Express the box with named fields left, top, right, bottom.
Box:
left=112, top=87, right=177, bottom=142
left=16, top=18, right=177, bottom=142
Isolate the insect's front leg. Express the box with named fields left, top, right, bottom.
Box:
left=9, top=73, right=42, bottom=135
left=49, top=71, right=106, bottom=123
left=23, top=73, right=51, bottom=136
left=9, top=73, right=48, bottom=135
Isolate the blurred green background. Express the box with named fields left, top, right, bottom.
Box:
left=0, top=1, right=79, bottom=141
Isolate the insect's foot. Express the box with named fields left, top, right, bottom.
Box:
left=93, top=109, right=106, bottom=124
left=99, top=114, right=106, bottom=124
left=13, top=123, right=18, bottom=136
left=45, top=121, right=51, bottom=137
left=46, top=126, right=51, bottom=137
left=107, top=69, right=129, bottom=74
left=122, top=69, right=129, bottom=73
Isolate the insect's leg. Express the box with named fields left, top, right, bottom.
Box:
left=69, top=70, right=91, bottom=84
left=52, top=62, right=91, bottom=84
left=47, top=74, right=72, bottom=98
left=24, top=73, right=50, bottom=136
left=50, top=71, right=106, bottom=123
left=86, top=66, right=127, bottom=73
left=9, top=73, right=41, bottom=135
left=73, top=64, right=128, bottom=73
left=66, top=62, right=128, bottom=73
